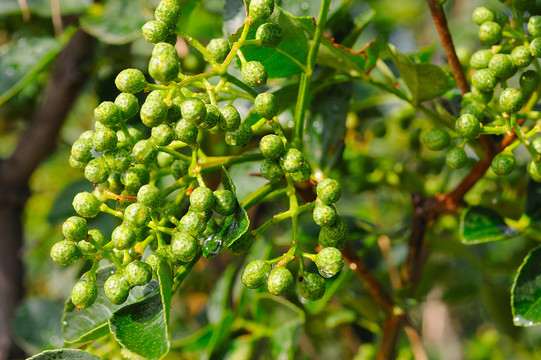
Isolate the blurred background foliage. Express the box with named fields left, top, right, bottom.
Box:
left=3, top=0, right=541, bottom=359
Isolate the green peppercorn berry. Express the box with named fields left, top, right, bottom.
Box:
left=147, top=89, right=169, bottom=102
left=145, top=252, right=166, bottom=278
left=528, top=160, right=541, bottom=182
left=196, top=104, right=220, bottom=129
left=313, top=203, right=338, bottom=227
left=219, top=105, right=241, bottom=132
left=140, top=98, right=168, bottom=128
left=298, top=273, right=326, bottom=301
left=472, top=69, right=498, bottom=92
left=117, top=127, right=143, bottom=143
left=115, top=93, right=139, bottom=120
left=281, top=148, right=304, bottom=173
left=530, top=38, right=541, bottom=58
left=254, top=93, right=278, bottom=119
left=520, top=70, right=540, bottom=94
left=201, top=218, right=218, bottom=238
left=79, top=130, right=94, bottom=140
left=242, top=61, right=268, bottom=88
left=88, top=228, right=108, bottom=247
left=260, top=159, right=284, bottom=181
left=71, top=138, right=93, bottom=162
left=137, top=184, right=161, bottom=208
left=84, top=158, right=111, bottom=184
left=488, top=54, right=516, bottom=80
left=150, top=124, right=175, bottom=146
left=179, top=210, right=207, bottom=236
left=171, top=159, right=189, bottom=179
left=259, top=134, right=284, bottom=160
left=154, top=0, right=182, bottom=27
left=319, top=216, right=348, bottom=250
left=511, top=46, right=533, bottom=68
left=125, top=261, right=152, bottom=287
left=460, top=101, right=485, bottom=122
left=157, top=152, right=174, bottom=168
left=124, top=203, right=151, bottom=228
left=493, top=9, right=508, bottom=27
left=189, top=186, right=214, bottom=212
left=472, top=7, right=494, bottom=25
left=256, top=23, right=283, bottom=47
left=249, top=0, right=275, bottom=22
left=50, top=240, right=82, bottom=266
left=491, top=151, right=516, bottom=176
left=469, top=49, right=494, bottom=69
left=142, top=20, right=169, bottom=44
left=267, top=266, right=293, bottom=296
left=132, top=140, right=158, bottom=165
left=455, top=114, right=481, bottom=139
left=229, top=232, right=253, bottom=255
left=423, top=128, right=451, bottom=150
left=104, top=273, right=131, bottom=305
left=226, top=122, right=253, bottom=146
left=212, top=190, right=236, bottom=216
left=115, top=69, right=146, bottom=94
left=107, top=149, right=131, bottom=173
left=69, top=156, right=87, bottom=171
left=112, top=223, right=137, bottom=250
left=94, top=120, right=109, bottom=132
left=290, top=161, right=312, bottom=182
left=317, top=178, right=342, bottom=204
left=93, top=128, right=117, bottom=153
left=446, top=147, right=468, bottom=169
left=166, top=96, right=182, bottom=123
left=94, top=101, right=121, bottom=127
left=242, top=260, right=271, bottom=289
left=529, top=15, right=541, bottom=37
left=148, top=43, right=180, bottom=84
left=175, top=119, right=198, bottom=145
left=73, top=192, right=101, bottom=218
left=71, top=279, right=98, bottom=309
left=471, top=87, right=493, bottom=104
left=121, top=164, right=150, bottom=194
left=181, top=98, right=207, bottom=124
left=478, top=21, right=502, bottom=45
left=62, top=216, right=88, bottom=242
left=171, top=232, right=199, bottom=262
left=316, top=247, right=343, bottom=278
left=206, top=38, right=230, bottom=63
left=499, top=88, right=525, bottom=114
left=78, top=239, right=96, bottom=254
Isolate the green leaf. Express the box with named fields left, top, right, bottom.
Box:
left=109, top=260, right=172, bottom=359
left=0, top=36, right=65, bottom=105
left=459, top=206, right=520, bottom=244
left=511, top=246, right=541, bottom=326
left=205, top=311, right=235, bottom=359
left=387, top=44, right=455, bottom=104
left=0, top=0, right=91, bottom=17
left=525, top=180, right=541, bottom=223
left=202, top=167, right=250, bottom=258
left=207, top=265, right=236, bottom=324
left=80, top=0, right=148, bottom=45
left=12, top=299, right=63, bottom=354
left=26, top=349, right=101, bottom=360
left=229, top=7, right=308, bottom=78
left=223, top=0, right=246, bottom=36
left=62, top=265, right=159, bottom=345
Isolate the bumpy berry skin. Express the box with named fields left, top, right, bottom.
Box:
left=125, top=261, right=152, bottom=287
left=226, top=122, right=253, bottom=146
left=229, top=232, right=253, bottom=255
left=132, top=140, right=157, bottom=165
left=488, top=54, right=516, bottom=80
left=511, top=46, right=532, bottom=68
left=199, top=104, right=221, bottom=129
left=118, top=127, right=143, bottom=143
left=107, top=149, right=131, bottom=173
left=242, top=260, right=271, bottom=289
left=93, top=128, right=117, bottom=153
left=85, top=158, right=111, bottom=184
left=471, top=69, right=497, bottom=92
left=206, top=38, right=230, bottom=63
left=260, top=159, right=284, bottom=181
left=290, top=162, right=311, bottom=182
left=529, top=16, right=541, bottom=37
left=256, top=23, right=283, bottom=47
left=73, top=192, right=101, bottom=218
left=94, top=101, right=121, bottom=127
left=69, top=156, right=87, bottom=171
left=71, top=279, right=98, bottom=309
left=121, top=165, right=150, bottom=194
left=499, top=88, right=525, bottom=114
left=469, top=49, right=493, bottom=69
left=423, top=128, right=451, bottom=150
left=104, top=274, right=131, bottom=305
left=157, top=152, right=174, bottom=168
left=472, top=7, right=494, bottom=25
left=446, top=147, right=468, bottom=169
left=154, top=0, right=182, bottom=27
left=242, top=61, right=268, bottom=87
left=528, top=160, right=541, bottom=182
left=317, top=178, right=342, bottom=204
left=148, top=43, right=180, bottom=84
left=259, top=134, right=284, bottom=160
left=319, top=216, right=348, bottom=250
left=491, top=152, right=516, bottom=176
left=281, top=148, right=304, bottom=173
left=179, top=210, right=207, bottom=236
left=137, top=184, right=161, bottom=208
left=212, top=190, right=236, bottom=216
left=50, top=240, right=82, bottom=266
left=87, top=228, right=108, bottom=249
left=112, top=224, right=137, bottom=249
left=219, top=105, right=241, bottom=132
left=71, top=138, right=93, bottom=163
left=142, top=20, right=169, bottom=44
left=181, top=98, right=207, bottom=124
left=171, top=232, right=199, bottom=262
left=267, top=266, right=293, bottom=296
left=190, top=186, right=215, bottom=212
left=115, top=93, right=139, bottom=120
left=124, top=203, right=151, bottom=228
left=175, top=119, right=198, bottom=145
left=151, top=124, right=175, bottom=146
left=520, top=70, right=540, bottom=94
left=478, top=21, right=502, bottom=45
left=455, top=114, right=481, bottom=139
left=249, top=0, right=275, bottom=21
left=530, top=38, right=541, bottom=58
left=313, top=203, right=338, bottom=227
left=471, top=87, right=493, bottom=104
left=298, top=273, right=326, bottom=301
left=316, top=247, right=343, bottom=278
left=254, top=93, right=278, bottom=119
left=171, top=159, right=189, bottom=180
left=115, top=69, right=146, bottom=94
left=62, top=216, right=88, bottom=242
left=141, top=98, right=168, bottom=127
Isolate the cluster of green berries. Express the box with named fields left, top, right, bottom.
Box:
left=314, top=179, right=348, bottom=250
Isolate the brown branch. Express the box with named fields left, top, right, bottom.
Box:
left=378, top=315, right=400, bottom=360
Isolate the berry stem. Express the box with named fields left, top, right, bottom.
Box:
left=99, top=203, right=124, bottom=219
left=512, top=117, right=540, bottom=161
left=218, top=18, right=252, bottom=75
left=180, top=32, right=219, bottom=69
left=172, top=250, right=202, bottom=292
left=150, top=212, right=165, bottom=248
left=241, top=181, right=282, bottom=210
left=286, top=174, right=299, bottom=245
